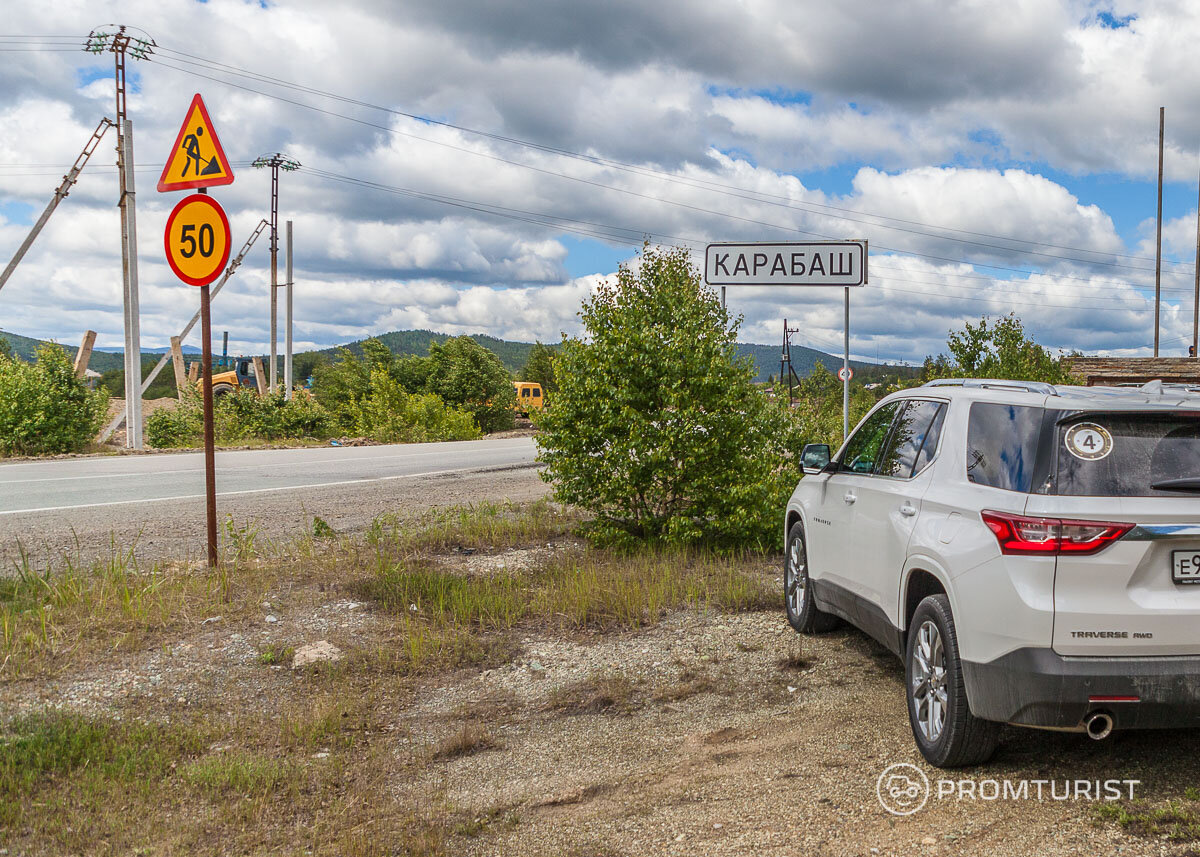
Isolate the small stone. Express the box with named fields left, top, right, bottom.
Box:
left=262, top=602, right=271, bottom=609
left=264, top=614, right=278, bottom=624
left=177, top=697, right=187, bottom=705
left=787, top=686, right=797, bottom=693
left=202, top=616, right=222, bottom=625
left=529, top=660, right=545, bottom=673
left=674, top=834, right=686, bottom=842
left=713, top=823, right=723, bottom=830
left=292, top=640, right=342, bottom=668
left=312, top=751, right=330, bottom=759
left=922, top=836, right=937, bottom=846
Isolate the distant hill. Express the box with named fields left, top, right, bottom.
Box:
left=314, top=328, right=911, bottom=382
left=0, top=329, right=124, bottom=373
left=2, top=327, right=918, bottom=384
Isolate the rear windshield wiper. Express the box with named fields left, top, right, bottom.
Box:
left=1151, top=477, right=1200, bottom=491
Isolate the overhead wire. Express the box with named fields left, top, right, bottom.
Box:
left=147, top=44, right=1194, bottom=274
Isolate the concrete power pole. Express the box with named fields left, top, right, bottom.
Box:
left=285, top=220, right=294, bottom=399
left=86, top=26, right=155, bottom=447
left=251, top=153, right=300, bottom=394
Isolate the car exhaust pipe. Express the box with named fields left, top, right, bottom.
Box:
left=1084, top=711, right=1114, bottom=741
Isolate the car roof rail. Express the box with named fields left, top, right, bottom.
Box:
left=922, top=378, right=1060, bottom=396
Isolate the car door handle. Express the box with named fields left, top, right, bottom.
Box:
left=843, top=491, right=856, bottom=505
left=900, top=503, right=918, bottom=517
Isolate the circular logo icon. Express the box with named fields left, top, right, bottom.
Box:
left=1065, top=422, right=1113, bottom=461
left=838, top=366, right=854, bottom=382
left=163, top=193, right=232, bottom=287
left=876, top=763, right=930, bottom=816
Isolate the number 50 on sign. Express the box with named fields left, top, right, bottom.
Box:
left=164, top=193, right=231, bottom=287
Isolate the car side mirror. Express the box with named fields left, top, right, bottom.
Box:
left=801, top=443, right=832, bottom=475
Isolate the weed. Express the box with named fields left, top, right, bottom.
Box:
left=546, top=672, right=641, bottom=715
left=432, top=723, right=498, bottom=760
left=777, top=648, right=812, bottom=671
left=653, top=669, right=715, bottom=702
left=1094, top=800, right=1200, bottom=842
left=223, top=514, right=261, bottom=562
left=258, top=644, right=295, bottom=665
left=313, top=516, right=337, bottom=539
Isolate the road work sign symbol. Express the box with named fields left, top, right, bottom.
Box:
left=157, top=93, right=235, bottom=192
left=164, top=193, right=231, bottom=286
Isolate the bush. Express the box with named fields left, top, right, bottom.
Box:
left=145, top=388, right=333, bottom=448
left=145, top=396, right=204, bottom=448
left=0, top=344, right=108, bottom=456
left=353, top=370, right=480, bottom=443
left=536, top=244, right=807, bottom=550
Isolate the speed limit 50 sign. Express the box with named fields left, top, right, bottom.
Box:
left=163, top=193, right=231, bottom=287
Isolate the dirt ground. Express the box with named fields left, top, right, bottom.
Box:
left=4, top=538, right=1197, bottom=856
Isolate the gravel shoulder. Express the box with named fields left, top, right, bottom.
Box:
left=0, top=462, right=550, bottom=569
left=4, top=538, right=1195, bottom=856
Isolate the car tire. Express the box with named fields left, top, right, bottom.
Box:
left=784, top=521, right=839, bottom=634
left=212, top=383, right=235, bottom=397
left=906, top=594, right=999, bottom=768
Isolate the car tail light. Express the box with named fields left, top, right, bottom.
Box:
left=980, top=511, right=1133, bottom=556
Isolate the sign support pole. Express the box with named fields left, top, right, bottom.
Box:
left=197, top=188, right=218, bottom=570
left=843, top=286, right=850, bottom=440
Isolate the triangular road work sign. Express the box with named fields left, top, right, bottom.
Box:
left=157, top=93, right=235, bottom=192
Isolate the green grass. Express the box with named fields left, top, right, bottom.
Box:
left=355, top=545, right=773, bottom=633
left=365, top=498, right=580, bottom=553
left=1095, top=799, right=1200, bottom=841
left=180, top=752, right=297, bottom=797
left=0, top=711, right=206, bottom=827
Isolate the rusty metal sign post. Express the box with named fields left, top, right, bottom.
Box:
left=159, top=94, right=236, bottom=568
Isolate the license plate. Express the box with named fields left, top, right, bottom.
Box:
left=1173, top=550, right=1200, bottom=585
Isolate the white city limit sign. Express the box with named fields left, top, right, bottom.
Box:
left=704, top=241, right=866, bottom=287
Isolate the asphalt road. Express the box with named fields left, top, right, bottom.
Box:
left=0, top=438, right=545, bottom=568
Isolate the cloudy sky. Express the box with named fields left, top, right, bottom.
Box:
left=3, top=0, right=1200, bottom=363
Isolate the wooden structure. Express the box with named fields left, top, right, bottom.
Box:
left=1063, top=357, right=1200, bottom=387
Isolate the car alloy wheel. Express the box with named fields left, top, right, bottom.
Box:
left=911, top=619, right=948, bottom=743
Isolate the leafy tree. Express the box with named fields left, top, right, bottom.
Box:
left=0, top=337, right=10, bottom=361
left=536, top=244, right=806, bottom=549
left=924, top=313, right=1071, bottom=384
left=0, top=343, right=108, bottom=455
left=519, top=341, right=557, bottom=393
left=426, top=336, right=515, bottom=433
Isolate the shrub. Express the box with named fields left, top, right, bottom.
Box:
left=145, top=395, right=204, bottom=448
left=354, top=369, right=480, bottom=443
left=536, top=244, right=807, bottom=550
left=145, top=388, right=333, bottom=448
left=0, top=344, right=108, bottom=456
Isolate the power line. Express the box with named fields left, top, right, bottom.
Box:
left=145, top=54, right=1200, bottom=293
left=146, top=42, right=1195, bottom=275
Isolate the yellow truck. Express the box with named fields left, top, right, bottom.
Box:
left=512, top=381, right=545, bottom=415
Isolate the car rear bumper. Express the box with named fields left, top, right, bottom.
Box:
left=962, top=647, right=1200, bottom=730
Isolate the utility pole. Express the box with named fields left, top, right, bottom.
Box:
left=285, top=220, right=294, bottom=399
left=1155, top=106, right=1164, bottom=357
left=1193, top=157, right=1200, bottom=357
left=251, top=153, right=300, bottom=394
left=86, top=26, right=154, bottom=447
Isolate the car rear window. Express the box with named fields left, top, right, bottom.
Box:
left=1053, top=413, right=1200, bottom=497
left=966, top=403, right=1043, bottom=492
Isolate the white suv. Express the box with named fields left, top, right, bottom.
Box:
left=784, top=378, right=1200, bottom=767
